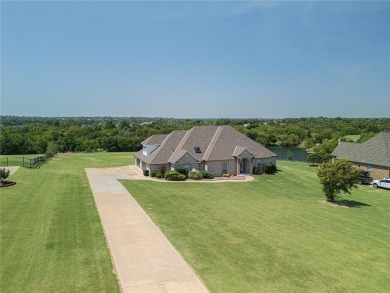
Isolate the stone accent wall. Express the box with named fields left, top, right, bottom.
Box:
left=173, top=152, right=200, bottom=171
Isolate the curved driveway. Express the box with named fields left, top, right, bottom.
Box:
left=85, top=166, right=208, bottom=293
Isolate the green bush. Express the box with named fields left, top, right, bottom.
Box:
left=155, top=173, right=162, bottom=178
left=175, top=167, right=188, bottom=177
left=150, top=172, right=161, bottom=178
left=263, top=163, right=277, bottom=174
left=188, top=171, right=203, bottom=180
left=200, top=170, right=214, bottom=179
left=0, top=168, right=10, bottom=182
left=164, top=170, right=187, bottom=181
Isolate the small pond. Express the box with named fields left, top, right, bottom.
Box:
left=268, top=146, right=308, bottom=162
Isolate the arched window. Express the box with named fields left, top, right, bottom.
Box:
left=222, top=161, right=229, bottom=173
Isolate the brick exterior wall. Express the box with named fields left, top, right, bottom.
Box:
left=354, top=163, right=390, bottom=180
left=371, top=167, right=390, bottom=179
left=254, top=158, right=276, bottom=167
left=246, top=158, right=276, bottom=174
left=149, top=164, right=170, bottom=173
left=138, top=155, right=276, bottom=177
left=206, top=159, right=237, bottom=176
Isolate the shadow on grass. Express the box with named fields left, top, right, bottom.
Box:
left=329, top=199, right=371, bottom=208
left=308, top=164, right=319, bottom=167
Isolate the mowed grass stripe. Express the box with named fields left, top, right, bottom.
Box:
left=1, top=152, right=132, bottom=293
left=122, top=161, right=390, bottom=293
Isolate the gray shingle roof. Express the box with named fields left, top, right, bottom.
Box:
left=141, top=134, right=168, bottom=145
left=331, top=132, right=390, bottom=167
left=134, top=125, right=277, bottom=165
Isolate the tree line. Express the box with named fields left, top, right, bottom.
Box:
left=1, top=116, right=389, bottom=159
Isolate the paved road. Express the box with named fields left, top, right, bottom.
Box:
left=86, top=166, right=208, bottom=293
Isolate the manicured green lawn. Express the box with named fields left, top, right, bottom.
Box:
left=1, top=152, right=133, bottom=293
left=122, top=161, right=390, bottom=293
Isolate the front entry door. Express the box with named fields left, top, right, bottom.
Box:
left=241, top=158, right=250, bottom=173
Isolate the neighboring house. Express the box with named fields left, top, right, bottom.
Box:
left=134, top=125, right=277, bottom=176
left=331, top=132, right=390, bottom=179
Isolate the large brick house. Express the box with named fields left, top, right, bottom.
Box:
left=331, top=132, right=390, bottom=179
left=134, top=125, right=277, bottom=176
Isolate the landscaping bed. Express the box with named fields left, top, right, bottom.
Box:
left=214, top=175, right=246, bottom=180
left=0, top=180, right=16, bottom=187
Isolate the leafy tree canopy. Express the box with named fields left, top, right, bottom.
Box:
left=1, top=116, right=389, bottom=155
left=317, top=159, right=360, bottom=202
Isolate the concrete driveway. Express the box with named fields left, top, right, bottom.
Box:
left=3, top=166, right=20, bottom=176
left=86, top=166, right=208, bottom=293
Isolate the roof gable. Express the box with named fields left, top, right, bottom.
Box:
left=233, top=146, right=254, bottom=157
left=169, top=149, right=200, bottom=164
left=135, top=131, right=186, bottom=164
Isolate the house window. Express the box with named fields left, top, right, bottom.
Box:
left=184, top=164, right=191, bottom=172
left=194, top=146, right=201, bottom=153
left=222, top=161, right=229, bottom=173
left=256, top=161, right=262, bottom=168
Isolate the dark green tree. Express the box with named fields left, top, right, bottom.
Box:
left=307, top=153, right=324, bottom=165
left=317, top=159, right=360, bottom=202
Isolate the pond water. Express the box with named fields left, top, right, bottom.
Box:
left=268, top=146, right=308, bottom=162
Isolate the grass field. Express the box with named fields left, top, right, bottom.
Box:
left=2, top=154, right=389, bottom=292
left=344, top=135, right=361, bottom=142
left=122, top=161, right=390, bottom=293
left=1, top=152, right=133, bottom=293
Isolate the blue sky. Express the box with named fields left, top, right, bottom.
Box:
left=2, top=1, right=389, bottom=118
